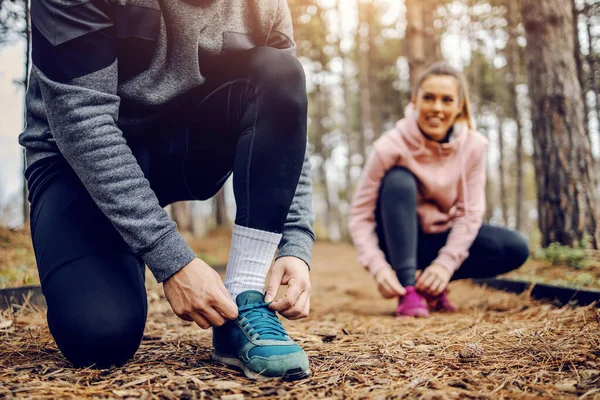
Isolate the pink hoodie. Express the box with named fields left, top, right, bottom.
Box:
left=348, top=104, right=488, bottom=277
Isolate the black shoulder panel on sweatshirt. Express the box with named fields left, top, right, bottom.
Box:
left=31, top=0, right=114, bottom=46
left=31, top=0, right=116, bottom=82
left=114, top=4, right=161, bottom=41
left=31, top=0, right=162, bottom=82
left=32, top=22, right=116, bottom=82
left=114, top=4, right=161, bottom=81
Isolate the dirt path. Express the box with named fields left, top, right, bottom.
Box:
left=1, top=242, right=599, bottom=399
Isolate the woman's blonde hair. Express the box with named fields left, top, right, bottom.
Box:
left=411, top=62, right=474, bottom=129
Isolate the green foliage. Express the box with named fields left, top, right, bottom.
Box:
left=196, top=252, right=217, bottom=267
left=535, top=241, right=593, bottom=270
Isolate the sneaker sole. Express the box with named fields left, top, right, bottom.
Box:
left=212, top=353, right=311, bottom=381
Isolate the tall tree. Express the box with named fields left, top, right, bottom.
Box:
left=335, top=0, right=356, bottom=239
left=498, top=113, right=509, bottom=226
left=521, top=0, right=600, bottom=248
left=583, top=2, right=600, bottom=135
left=573, top=0, right=591, bottom=139
left=213, top=189, right=228, bottom=228
left=405, top=0, right=439, bottom=86
left=357, top=0, right=374, bottom=160
left=506, top=0, right=525, bottom=230
left=171, top=202, right=192, bottom=234
left=291, top=0, right=341, bottom=239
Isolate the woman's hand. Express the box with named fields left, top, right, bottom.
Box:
left=416, top=264, right=452, bottom=296
left=374, top=266, right=406, bottom=299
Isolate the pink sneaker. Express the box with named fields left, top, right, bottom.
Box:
left=396, top=287, right=430, bottom=318
left=423, top=290, right=456, bottom=312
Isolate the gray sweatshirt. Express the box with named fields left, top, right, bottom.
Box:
left=19, top=0, right=315, bottom=282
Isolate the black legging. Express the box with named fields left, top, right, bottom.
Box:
left=375, top=167, right=529, bottom=287
left=26, top=47, right=307, bottom=368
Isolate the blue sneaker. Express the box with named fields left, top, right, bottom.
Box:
left=212, top=290, right=311, bottom=381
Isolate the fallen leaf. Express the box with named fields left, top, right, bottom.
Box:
left=221, top=395, right=244, bottom=400
left=212, top=380, right=242, bottom=390
left=0, top=320, right=13, bottom=329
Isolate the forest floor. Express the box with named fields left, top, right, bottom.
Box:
left=2, top=226, right=600, bottom=291
left=1, top=228, right=600, bottom=399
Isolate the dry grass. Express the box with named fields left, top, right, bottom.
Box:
left=507, top=259, right=600, bottom=290
left=0, top=226, right=37, bottom=289
left=1, top=240, right=599, bottom=399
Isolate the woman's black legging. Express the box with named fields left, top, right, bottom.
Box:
left=26, top=47, right=307, bottom=369
left=375, top=167, right=530, bottom=287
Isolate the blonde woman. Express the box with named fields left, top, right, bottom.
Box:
left=349, top=62, right=528, bottom=318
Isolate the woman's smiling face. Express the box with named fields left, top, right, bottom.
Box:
left=412, top=75, right=464, bottom=141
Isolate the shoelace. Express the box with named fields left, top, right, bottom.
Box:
left=237, top=302, right=289, bottom=341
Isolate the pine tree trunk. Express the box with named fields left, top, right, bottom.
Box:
left=337, top=0, right=353, bottom=240
left=572, top=0, right=591, bottom=140
left=313, top=86, right=334, bottom=239
left=498, top=114, right=509, bottom=226
left=405, top=0, right=426, bottom=87
left=521, top=0, right=600, bottom=248
left=357, top=0, right=373, bottom=158
left=367, top=2, right=383, bottom=141
left=22, top=0, right=30, bottom=226
left=584, top=7, right=600, bottom=136
left=171, top=201, right=192, bottom=233
left=507, top=0, right=524, bottom=231
left=213, top=188, right=228, bottom=227
left=423, top=0, right=441, bottom=62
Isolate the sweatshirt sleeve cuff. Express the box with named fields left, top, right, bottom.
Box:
left=141, top=229, right=197, bottom=283
left=432, top=253, right=458, bottom=275
left=359, top=249, right=391, bottom=276
left=276, top=229, right=315, bottom=270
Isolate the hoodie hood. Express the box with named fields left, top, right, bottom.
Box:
left=396, top=103, right=473, bottom=225
left=397, top=103, right=470, bottom=157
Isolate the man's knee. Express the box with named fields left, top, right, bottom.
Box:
left=49, top=305, right=146, bottom=369
left=245, top=47, right=307, bottom=110
left=380, top=167, right=418, bottom=201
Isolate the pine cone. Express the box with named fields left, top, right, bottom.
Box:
left=458, top=343, right=484, bottom=361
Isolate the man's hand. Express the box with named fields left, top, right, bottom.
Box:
left=264, top=257, right=311, bottom=320
left=374, top=266, right=406, bottom=299
left=163, top=258, right=239, bottom=329
left=416, top=263, right=451, bottom=296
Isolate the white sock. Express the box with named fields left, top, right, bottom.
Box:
left=224, top=224, right=282, bottom=301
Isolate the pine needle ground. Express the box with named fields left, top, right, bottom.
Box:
left=1, top=241, right=599, bottom=399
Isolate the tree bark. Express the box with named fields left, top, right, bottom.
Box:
left=336, top=0, right=353, bottom=240
left=521, top=0, right=600, bottom=248
left=507, top=0, right=524, bottom=231
left=367, top=2, right=383, bottom=141
left=357, top=0, right=373, bottom=158
left=405, top=0, right=427, bottom=87
left=423, top=0, right=441, bottom=62
left=171, top=201, right=192, bottom=233
left=583, top=5, right=600, bottom=136
left=572, top=0, right=591, bottom=140
left=213, top=188, right=228, bottom=227
left=22, top=0, right=30, bottom=226
left=498, top=114, right=509, bottom=226
left=312, top=85, right=335, bottom=239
